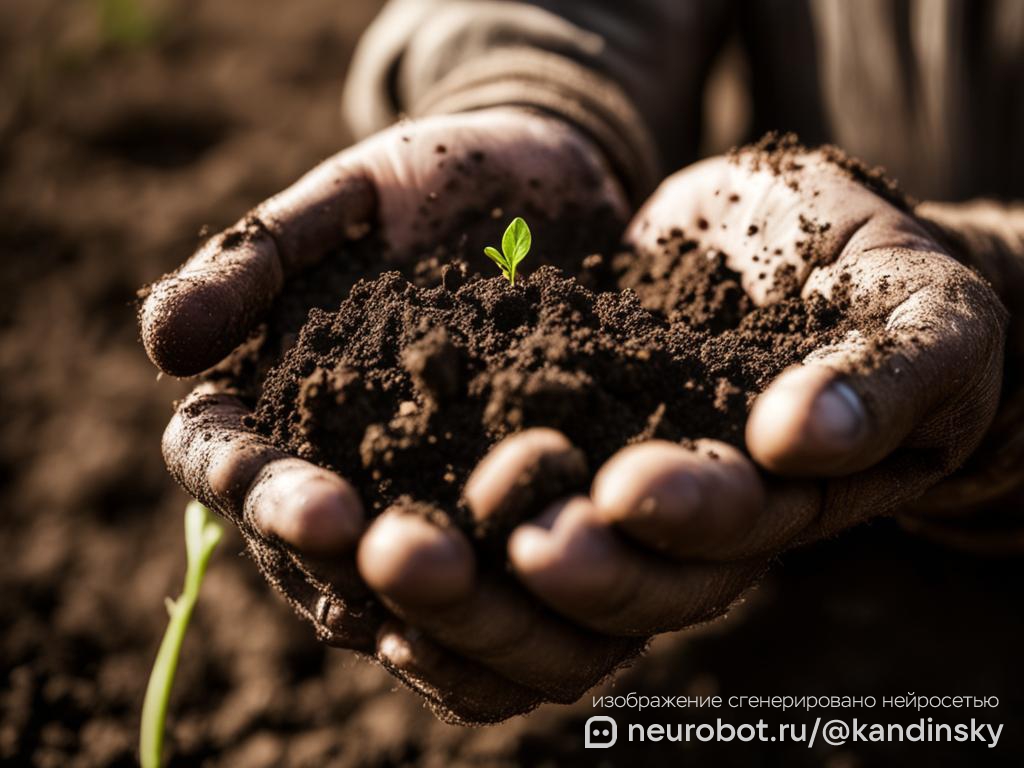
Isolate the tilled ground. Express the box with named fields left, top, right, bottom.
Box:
left=1, top=2, right=1022, bottom=766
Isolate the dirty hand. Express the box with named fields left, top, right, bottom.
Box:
left=501, top=143, right=1007, bottom=640
left=144, top=108, right=631, bottom=722
left=142, top=107, right=626, bottom=376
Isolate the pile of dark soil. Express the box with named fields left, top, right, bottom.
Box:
left=249, top=236, right=848, bottom=539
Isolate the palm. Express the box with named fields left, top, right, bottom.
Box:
left=623, top=146, right=1004, bottom=545
left=498, top=144, right=1004, bottom=666
left=356, top=109, right=627, bottom=272
left=143, top=108, right=626, bottom=377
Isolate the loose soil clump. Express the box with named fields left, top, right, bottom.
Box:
left=250, top=237, right=850, bottom=541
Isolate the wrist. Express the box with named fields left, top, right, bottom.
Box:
left=408, top=48, right=659, bottom=207
left=910, top=200, right=1024, bottom=536
left=915, top=200, right=1024, bottom=320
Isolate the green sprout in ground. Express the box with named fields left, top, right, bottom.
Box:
left=140, top=501, right=224, bottom=768
left=484, top=216, right=532, bottom=286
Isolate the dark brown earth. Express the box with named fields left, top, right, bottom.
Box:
left=250, top=245, right=847, bottom=542
left=2, top=2, right=1023, bottom=767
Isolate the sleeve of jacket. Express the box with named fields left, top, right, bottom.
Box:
left=341, top=0, right=733, bottom=204
left=902, top=200, right=1024, bottom=554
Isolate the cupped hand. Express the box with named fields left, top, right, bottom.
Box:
left=141, top=107, right=626, bottom=377
left=504, top=143, right=1007, bottom=639
left=146, top=108, right=634, bottom=722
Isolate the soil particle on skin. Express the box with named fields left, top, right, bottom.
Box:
left=250, top=238, right=852, bottom=539
left=733, top=132, right=913, bottom=211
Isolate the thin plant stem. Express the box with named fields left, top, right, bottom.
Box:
left=140, top=501, right=224, bottom=768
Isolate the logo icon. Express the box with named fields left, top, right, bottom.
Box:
left=585, top=715, right=617, bottom=748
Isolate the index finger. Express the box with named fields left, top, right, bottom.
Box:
left=140, top=154, right=375, bottom=376
left=162, top=382, right=377, bottom=648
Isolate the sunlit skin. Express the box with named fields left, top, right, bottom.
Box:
left=147, top=109, right=1005, bottom=721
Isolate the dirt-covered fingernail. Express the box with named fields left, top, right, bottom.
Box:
left=747, top=365, right=872, bottom=475
left=140, top=226, right=283, bottom=376
left=809, top=381, right=866, bottom=447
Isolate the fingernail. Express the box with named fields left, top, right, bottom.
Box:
left=378, top=630, right=412, bottom=665
left=810, top=382, right=866, bottom=447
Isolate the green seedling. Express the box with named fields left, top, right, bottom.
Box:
left=140, top=501, right=224, bottom=768
left=484, top=216, right=532, bottom=286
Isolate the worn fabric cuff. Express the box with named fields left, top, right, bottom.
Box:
left=409, top=47, right=661, bottom=206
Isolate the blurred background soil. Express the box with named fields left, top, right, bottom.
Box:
left=0, top=1, right=1021, bottom=766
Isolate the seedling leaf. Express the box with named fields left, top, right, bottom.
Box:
left=484, top=217, right=532, bottom=285
left=503, top=217, right=531, bottom=267
left=140, top=501, right=223, bottom=768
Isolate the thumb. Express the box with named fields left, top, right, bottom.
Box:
left=747, top=258, right=1006, bottom=477
left=140, top=154, right=374, bottom=376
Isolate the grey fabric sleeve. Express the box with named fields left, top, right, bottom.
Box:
left=342, top=0, right=732, bottom=203
left=905, top=201, right=1024, bottom=552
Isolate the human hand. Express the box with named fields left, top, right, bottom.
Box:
left=145, top=108, right=633, bottom=722
left=502, top=139, right=1007, bottom=640
left=140, top=107, right=627, bottom=377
